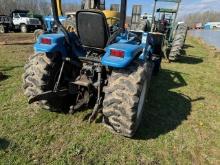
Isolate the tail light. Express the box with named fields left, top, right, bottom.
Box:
left=110, top=49, right=125, bottom=58
left=41, top=38, right=52, bottom=45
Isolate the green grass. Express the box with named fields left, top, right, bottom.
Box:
left=0, top=36, right=220, bottom=164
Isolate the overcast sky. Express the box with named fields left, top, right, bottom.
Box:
left=62, top=0, right=220, bottom=16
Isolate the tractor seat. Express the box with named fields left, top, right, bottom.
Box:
left=76, top=10, right=110, bottom=51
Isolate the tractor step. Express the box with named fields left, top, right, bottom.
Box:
left=72, top=75, right=91, bottom=87
left=72, top=80, right=91, bottom=87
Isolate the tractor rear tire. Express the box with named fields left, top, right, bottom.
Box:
left=178, top=23, right=188, bottom=49
left=103, top=60, right=153, bottom=137
left=169, top=23, right=188, bottom=61
left=23, top=52, right=67, bottom=111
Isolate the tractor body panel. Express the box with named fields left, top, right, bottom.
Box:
left=102, top=43, right=143, bottom=68
left=139, top=43, right=151, bottom=60
left=35, top=31, right=151, bottom=68
left=34, top=33, right=68, bottom=57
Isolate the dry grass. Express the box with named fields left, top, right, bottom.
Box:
left=0, top=34, right=220, bottom=164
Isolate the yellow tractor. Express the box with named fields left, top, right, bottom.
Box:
left=59, top=0, right=120, bottom=32
left=34, top=0, right=120, bottom=40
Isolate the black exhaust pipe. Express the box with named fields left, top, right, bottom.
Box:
left=120, top=0, right=127, bottom=31
left=51, top=0, right=71, bottom=46
left=51, top=0, right=86, bottom=57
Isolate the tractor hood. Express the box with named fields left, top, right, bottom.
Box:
left=44, top=16, right=67, bottom=23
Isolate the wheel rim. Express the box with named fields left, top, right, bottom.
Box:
left=21, top=26, right=26, bottom=32
left=137, top=79, right=148, bottom=122
left=0, top=25, right=4, bottom=33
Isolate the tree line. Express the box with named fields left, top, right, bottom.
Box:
left=1, top=0, right=219, bottom=27
left=0, top=0, right=81, bottom=15
left=182, top=11, right=220, bottom=27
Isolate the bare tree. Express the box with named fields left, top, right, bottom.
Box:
left=183, top=11, right=220, bottom=27
left=0, top=0, right=80, bottom=15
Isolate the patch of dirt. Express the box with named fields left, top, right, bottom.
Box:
left=0, top=33, right=34, bottom=45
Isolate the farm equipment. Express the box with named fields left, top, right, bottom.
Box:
left=36, top=0, right=67, bottom=33
left=34, top=0, right=73, bottom=40
left=129, top=5, right=163, bottom=74
left=63, top=0, right=120, bottom=33
left=36, top=0, right=119, bottom=35
left=151, top=0, right=187, bottom=61
left=0, top=10, right=41, bottom=33
left=0, top=15, right=12, bottom=33
left=23, top=0, right=164, bottom=137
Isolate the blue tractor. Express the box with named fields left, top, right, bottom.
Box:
left=43, top=15, right=67, bottom=32
left=23, top=0, right=164, bottom=137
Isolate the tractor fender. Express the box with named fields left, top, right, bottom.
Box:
left=34, top=33, right=68, bottom=58
left=102, top=43, right=143, bottom=68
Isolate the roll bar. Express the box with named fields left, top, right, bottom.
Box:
left=151, top=0, right=181, bottom=32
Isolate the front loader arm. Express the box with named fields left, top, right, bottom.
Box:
left=57, top=0, right=63, bottom=16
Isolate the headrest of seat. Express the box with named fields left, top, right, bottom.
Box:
left=76, top=10, right=110, bottom=49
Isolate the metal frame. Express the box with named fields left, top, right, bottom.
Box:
left=151, top=0, right=181, bottom=32
left=156, top=0, right=181, bottom=2
left=156, top=8, right=177, bottom=13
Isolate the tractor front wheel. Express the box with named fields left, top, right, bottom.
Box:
left=34, top=29, right=45, bottom=41
left=169, top=23, right=188, bottom=61
left=103, top=60, right=153, bottom=137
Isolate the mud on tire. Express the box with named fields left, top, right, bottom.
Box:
left=23, top=52, right=68, bottom=111
left=103, top=60, right=153, bottom=137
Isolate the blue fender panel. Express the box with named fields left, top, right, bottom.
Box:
left=101, top=43, right=143, bottom=68
left=34, top=33, right=68, bottom=57
left=139, top=43, right=152, bottom=60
